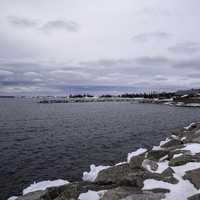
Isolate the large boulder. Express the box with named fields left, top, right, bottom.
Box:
left=185, top=129, right=200, bottom=143
left=169, top=155, right=200, bottom=166
left=40, top=181, right=114, bottom=200
left=95, top=163, right=144, bottom=188
left=129, top=154, right=145, bottom=169
left=119, top=191, right=165, bottom=200
left=144, top=171, right=178, bottom=185
left=101, top=186, right=140, bottom=200
left=147, top=150, right=169, bottom=161
left=102, top=187, right=165, bottom=200
left=14, top=191, right=47, bottom=200
left=183, top=168, right=200, bottom=189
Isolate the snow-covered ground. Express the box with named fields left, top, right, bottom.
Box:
left=143, top=162, right=200, bottom=200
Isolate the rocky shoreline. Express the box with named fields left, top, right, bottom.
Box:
left=8, top=122, right=200, bottom=200
left=37, top=97, right=200, bottom=108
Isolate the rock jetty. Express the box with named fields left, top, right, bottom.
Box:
left=8, top=122, right=200, bottom=200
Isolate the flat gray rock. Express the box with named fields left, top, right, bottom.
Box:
left=121, top=191, right=165, bottom=200
left=169, top=154, right=200, bottom=166
left=16, top=190, right=46, bottom=200
left=183, top=168, right=200, bottom=189
left=147, top=150, right=169, bottom=161
left=188, top=193, right=200, bottom=200
left=95, top=163, right=144, bottom=188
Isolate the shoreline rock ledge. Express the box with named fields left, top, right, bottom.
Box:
left=8, top=122, right=200, bottom=200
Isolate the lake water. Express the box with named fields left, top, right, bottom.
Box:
left=1, top=99, right=200, bottom=199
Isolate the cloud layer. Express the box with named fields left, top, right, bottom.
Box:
left=0, top=0, right=200, bottom=95
left=7, top=16, right=80, bottom=33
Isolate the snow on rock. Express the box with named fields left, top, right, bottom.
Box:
left=181, top=94, right=189, bottom=98
left=159, top=138, right=171, bottom=147
left=127, top=148, right=147, bottom=163
left=115, top=161, right=127, bottom=166
left=181, top=143, right=200, bottom=155
left=82, top=164, right=110, bottom=182
left=159, top=155, right=168, bottom=162
left=176, top=102, right=185, bottom=106
left=156, top=161, right=169, bottom=173
left=143, top=162, right=200, bottom=200
left=142, top=160, right=168, bottom=174
left=23, top=179, right=69, bottom=195
left=186, top=103, right=200, bottom=107
left=181, top=136, right=186, bottom=141
left=78, top=190, right=106, bottom=200
left=7, top=196, right=18, bottom=200
left=152, top=145, right=162, bottom=151
left=173, top=153, right=183, bottom=159
left=171, top=134, right=179, bottom=140
left=78, top=190, right=100, bottom=200
left=172, top=162, right=200, bottom=177
left=184, top=123, right=196, bottom=130
left=163, top=102, right=173, bottom=106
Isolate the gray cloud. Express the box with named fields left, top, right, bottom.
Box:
left=139, top=7, right=171, bottom=16
left=153, top=76, right=168, bottom=81
left=7, top=16, right=38, bottom=28
left=0, top=69, right=14, bottom=76
left=7, top=16, right=79, bottom=33
left=172, top=58, right=200, bottom=70
left=40, top=20, right=80, bottom=33
left=132, top=32, right=171, bottom=43
left=0, top=55, right=199, bottom=95
left=168, top=42, right=200, bottom=54
left=135, top=56, right=169, bottom=66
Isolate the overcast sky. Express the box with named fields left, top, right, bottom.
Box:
left=0, top=0, right=200, bottom=95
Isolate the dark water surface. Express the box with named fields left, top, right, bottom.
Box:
left=1, top=99, right=200, bottom=199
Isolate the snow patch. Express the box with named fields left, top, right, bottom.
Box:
left=181, top=137, right=186, bottom=141
left=127, top=148, right=147, bottom=163
left=143, top=162, right=200, bottom=200
left=186, top=103, right=200, bottom=107
left=23, top=179, right=69, bottom=195
left=142, top=160, right=169, bottom=174
left=82, top=164, right=110, bottom=182
left=78, top=190, right=106, bottom=200
left=7, top=197, right=18, bottom=200
left=115, top=161, right=127, bottom=166
left=171, top=135, right=179, bottom=140
left=173, top=153, right=183, bottom=159
left=156, top=161, right=169, bottom=173
left=181, top=143, right=200, bottom=155
left=78, top=190, right=100, bottom=200
left=184, top=123, right=196, bottom=130
left=152, top=146, right=162, bottom=151
left=159, top=155, right=168, bottom=162
left=160, top=138, right=171, bottom=146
